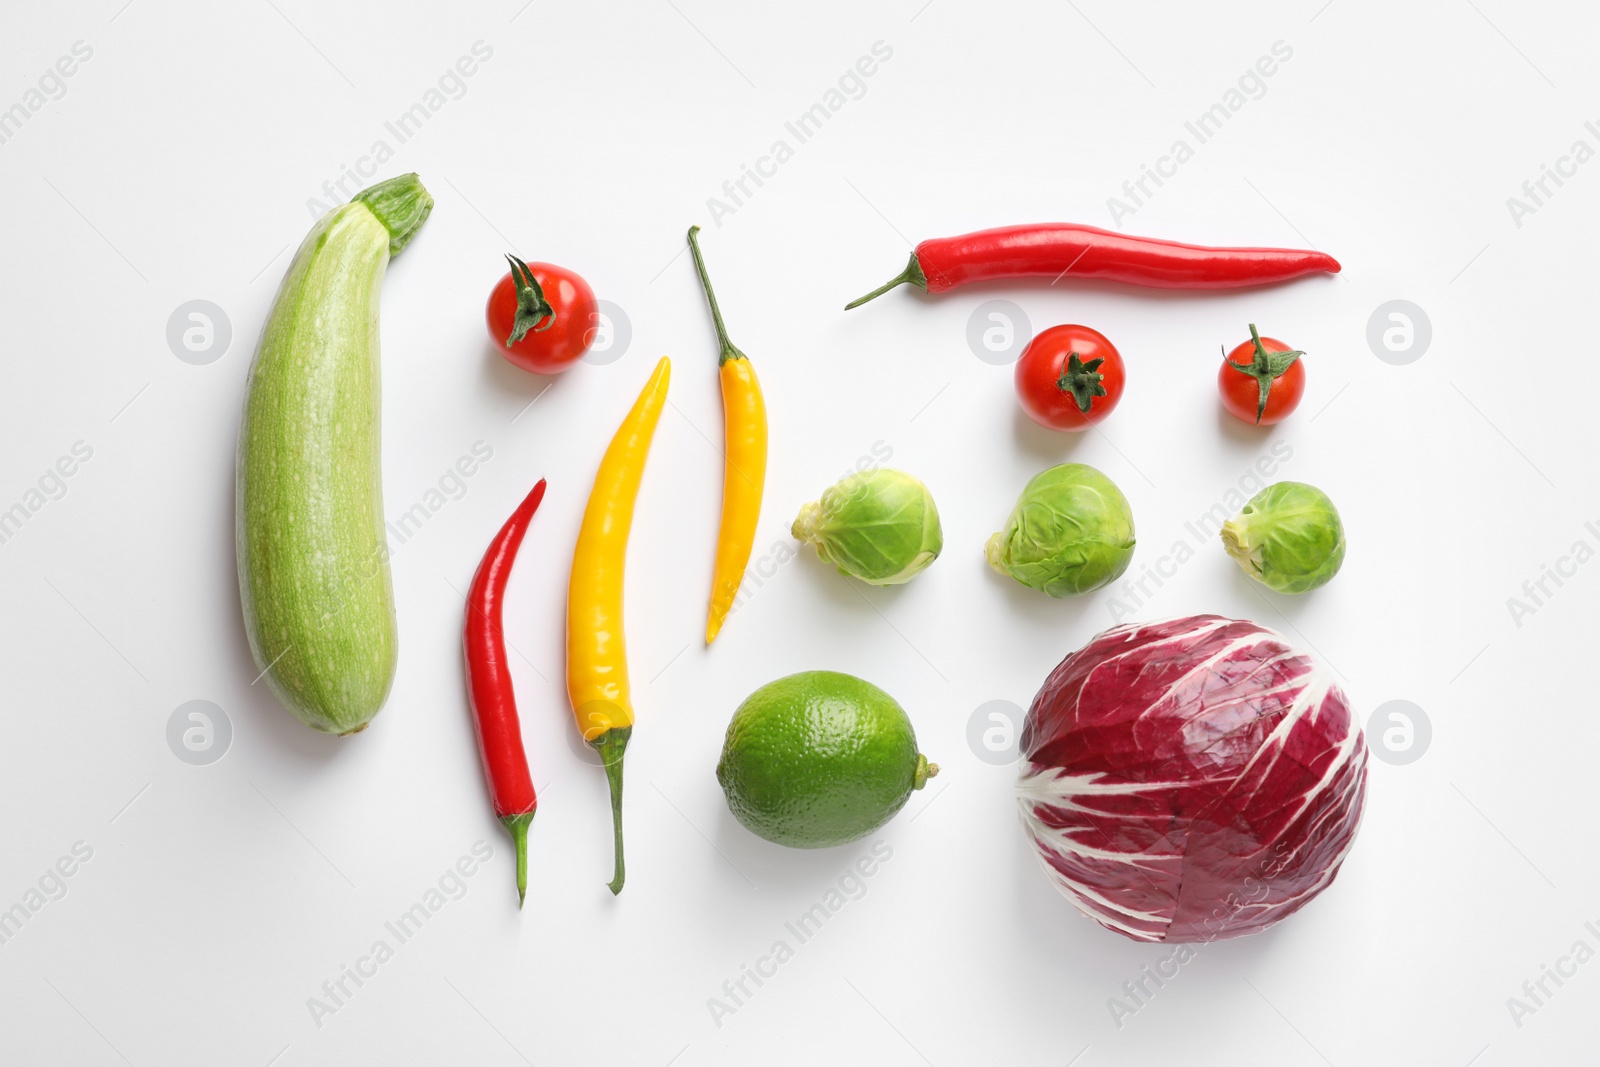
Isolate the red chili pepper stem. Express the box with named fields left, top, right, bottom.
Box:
left=590, top=726, right=631, bottom=895
left=1225, top=323, right=1304, bottom=425
left=844, top=252, right=927, bottom=309
left=1057, top=351, right=1107, bottom=414
left=502, top=812, right=534, bottom=906
left=504, top=253, right=556, bottom=345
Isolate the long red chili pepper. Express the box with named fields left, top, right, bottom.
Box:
left=845, top=223, right=1340, bottom=308
left=464, top=478, right=547, bottom=907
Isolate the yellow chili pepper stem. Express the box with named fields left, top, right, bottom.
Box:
left=688, top=225, right=746, bottom=366
left=589, top=726, right=631, bottom=895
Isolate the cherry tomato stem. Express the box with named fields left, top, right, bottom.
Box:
left=487, top=257, right=599, bottom=375
left=503, top=254, right=556, bottom=345
left=1015, top=324, right=1125, bottom=432
left=1056, top=351, right=1108, bottom=414
left=1218, top=324, right=1305, bottom=425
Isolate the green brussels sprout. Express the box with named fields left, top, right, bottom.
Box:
left=985, top=463, right=1135, bottom=597
left=792, top=468, right=942, bottom=586
left=1221, top=481, right=1345, bottom=594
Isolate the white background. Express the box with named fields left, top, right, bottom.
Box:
left=0, top=1, right=1594, bottom=1064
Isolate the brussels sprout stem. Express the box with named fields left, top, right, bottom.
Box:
left=1057, top=351, right=1108, bottom=414
left=1225, top=323, right=1304, bottom=424
left=982, top=532, right=1007, bottom=575
left=687, top=226, right=747, bottom=365
left=1219, top=518, right=1263, bottom=577
left=791, top=502, right=823, bottom=544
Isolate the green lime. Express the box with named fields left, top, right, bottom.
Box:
left=716, top=671, right=938, bottom=848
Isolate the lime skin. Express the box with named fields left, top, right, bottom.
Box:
left=717, top=671, right=936, bottom=848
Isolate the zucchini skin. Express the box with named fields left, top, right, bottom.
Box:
left=236, top=176, right=430, bottom=734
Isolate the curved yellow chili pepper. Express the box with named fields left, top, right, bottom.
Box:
left=688, top=226, right=768, bottom=645
left=566, top=354, right=670, bottom=894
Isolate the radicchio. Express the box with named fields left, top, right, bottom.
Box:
left=1017, top=615, right=1366, bottom=943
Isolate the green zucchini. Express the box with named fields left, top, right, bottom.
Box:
left=236, top=174, right=433, bottom=735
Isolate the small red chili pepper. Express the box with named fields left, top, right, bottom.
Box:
left=464, top=478, right=547, bottom=907
left=845, top=223, right=1340, bottom=308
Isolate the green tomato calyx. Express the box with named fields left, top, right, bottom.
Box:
left=1056, top=351, right=1107, bottom=414
left=1226, top=323, right=1304, bottom=424
left=504, top=254, right=556, bottom=346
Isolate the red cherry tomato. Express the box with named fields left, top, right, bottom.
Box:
left=486, top=255, right=599, bottom=375
left=1014, top=324, right=1126, bottom=432
left=1218, top=324, right=1305, bottom=425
